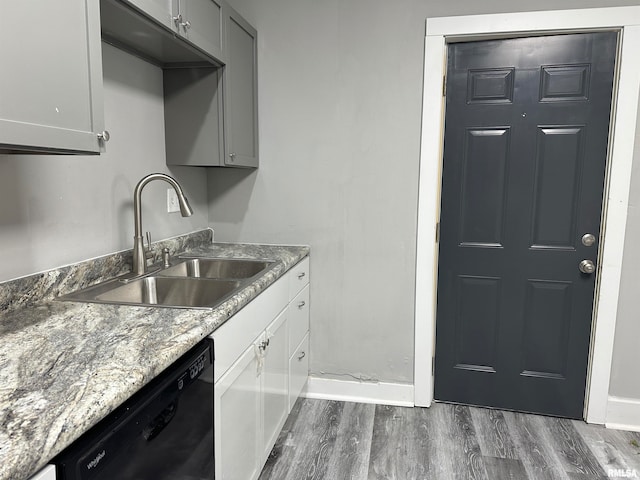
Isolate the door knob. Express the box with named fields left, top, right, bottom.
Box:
left=579, top=259, right=596, bottom=274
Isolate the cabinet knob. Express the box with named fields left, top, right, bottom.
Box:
left=297, top=351, right=306, bottom=361
left=97, top=130, right=110, bottom=142
left=172, top=14, right=182, bottom=26
left=181, top=20, right=191, bottom=29
left=258, top=338, right=270, bottom=351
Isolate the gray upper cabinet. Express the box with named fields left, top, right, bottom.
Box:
left=0, top=0, right=105, bottom=154
left=181, top=0, right=225, bottom=63
left=165, top=1, right=258, bottom=168
left=101, top=0, right=224, bottom=66
left=125, top=0, right=175, bottom=30
left=223, top=5, right=259, bottom=168
left=164, top=67, right=225, bottom=166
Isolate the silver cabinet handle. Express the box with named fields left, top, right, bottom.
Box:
left=297, top=301, right=306, bottom=309
left=579, top=259, right=596, bottom=274
left=172, top=14, right=182, bottom=26
left=298, top=272, right=306, bottom=279
left=181, top=20, right=191, bottom=29
left=297, top=351, right=306, bottom=360
left=97, top=130, right=110, bottom=142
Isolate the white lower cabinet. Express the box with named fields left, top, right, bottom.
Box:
left=214, top=312, right=288, bottom=479
left=288, top=260, right=310, bottom=412
left=262, top=311, right=289, bottom=460
left=27, top=465, right=56, bottom=480
left=289, top=333, right=310, bottom=411
left=212, top=256, right=310, bottom=480
left=214, top=339, right=261, bottom=480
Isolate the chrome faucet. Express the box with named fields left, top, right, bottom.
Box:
left=132, top=173, right=193, bottom=276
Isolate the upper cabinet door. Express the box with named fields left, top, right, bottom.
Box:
left=125, top=0, right=176, bottom=31
left=127, top=0, right=225, bottom=62
left=181, top=0, right=225, bottom=62
left=223, top=5, right=259, bottom=168
left=0, top=0, right=105, bottom=154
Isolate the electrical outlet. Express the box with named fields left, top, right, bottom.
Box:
left=167, top=188, right=180, bottom=213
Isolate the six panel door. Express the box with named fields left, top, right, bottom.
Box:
left=434, top=32, right=618, bottom=419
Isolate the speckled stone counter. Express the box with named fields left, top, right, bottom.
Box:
left=0, top=230, right=309, bottom=480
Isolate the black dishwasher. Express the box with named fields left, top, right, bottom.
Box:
left=55, top=339, right=214, bottom=480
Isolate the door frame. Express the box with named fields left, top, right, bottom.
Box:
left=414, top=6, right=640, bottom=424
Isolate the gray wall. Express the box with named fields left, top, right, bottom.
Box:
left=0, top=43, right=209, bottom=282
left=208, top=0, right=640, bottom=393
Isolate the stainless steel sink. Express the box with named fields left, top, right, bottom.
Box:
left=160, top=258, right=272, bottom=279
left=60, top=275, right=243, bottom=309
left=94, top=276, right=241, bottom=308
left=58, top=257, right=274, bottom=309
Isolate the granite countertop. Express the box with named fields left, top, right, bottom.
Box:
left=0, top=231, right=309, bottom=480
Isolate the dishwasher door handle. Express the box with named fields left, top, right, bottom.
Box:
left=142, top=399, right=179, bottom=442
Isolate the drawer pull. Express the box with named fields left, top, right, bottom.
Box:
left=297, top=351, right=306, bottom=360
left=298, top=272, right=306, bottom=279
left=297, top=301, right=306, bottom=309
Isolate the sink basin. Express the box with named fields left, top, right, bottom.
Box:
left=58, top=257, right=274, bottom=309
left=62, top=276, right=241, bottom=309
left=96, top=277, right=240, bottom=308
left=160, top=258, right=272, bottom=279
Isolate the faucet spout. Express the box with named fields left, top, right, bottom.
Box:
left=132, top=173, right=193, bottom=276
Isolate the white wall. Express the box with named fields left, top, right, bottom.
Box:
left=609, top=91, right=640, bottom=401
left=0, top=43, right=209, bottom=282
left=208, top=0, right=640, bottom=391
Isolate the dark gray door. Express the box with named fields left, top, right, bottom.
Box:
left=434, top=32, right=617, bottom=419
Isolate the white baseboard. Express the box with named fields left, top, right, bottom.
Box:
left=605, top=396, right=640, bottom=432
left=302, top=376, right=415, bottom=407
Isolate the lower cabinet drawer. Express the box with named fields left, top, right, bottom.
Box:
left=288, top=285, right=309, bottom=354
left=289, top=256, right=310, bottom=299
left=288, top=333, right=309, bottom=412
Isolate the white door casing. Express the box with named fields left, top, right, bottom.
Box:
left=414, top=6, right=640, bottom=424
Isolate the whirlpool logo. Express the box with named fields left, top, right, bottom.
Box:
left=86, top=450, right=106, bottom=470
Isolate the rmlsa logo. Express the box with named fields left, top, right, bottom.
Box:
left=608, top=469, right=639, bottom=478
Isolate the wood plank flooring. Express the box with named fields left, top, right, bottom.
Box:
left=258, top=399, right=640, bottom=480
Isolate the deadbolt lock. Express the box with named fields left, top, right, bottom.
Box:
left=581, top=233, right=596, bottom=247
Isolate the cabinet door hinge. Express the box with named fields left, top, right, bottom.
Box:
left=435, top=222, right=440, bottom=243
left=442, top=75, right=447, bottom=96
left=432, top=357, right=436, bottom=376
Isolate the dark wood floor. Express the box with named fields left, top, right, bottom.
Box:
left=258, top=398, right=640, bottom=480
